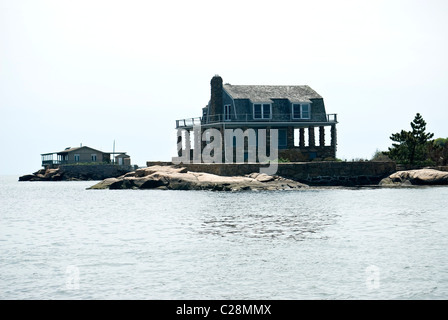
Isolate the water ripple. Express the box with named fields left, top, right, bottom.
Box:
left=1, top=176, right=448, bottom=299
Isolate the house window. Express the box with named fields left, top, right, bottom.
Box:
left=292, top=104, right=301, bottom=119
left=91, top=154, right=97, bottom=162
left=253, top=103, right=271, bottom=119
left=302, top=104, right=310, bottom=119
left=74, top=154, right=80, bottom=162
left=278, top=129, right=287, bottom=148
left=224, top=104, right=232, bottom=121
left=292, top=103, right=311, bottom=119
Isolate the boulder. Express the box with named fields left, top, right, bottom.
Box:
left=19, top=168, right=62, bottom=181
left=18, top=174, right=36, bottom=181
left=379, top=169, right=448, bottom=186
left=87, top=165, right=309, bottom=191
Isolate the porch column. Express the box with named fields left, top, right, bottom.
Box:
left=192, top=127, right=202, bottom=164
left=299, top=128, right=305, bottom=147
left=308, top=127, right=315, bottom=147
left=319, top=126, right=325, bottom=147
left=331, top=124, right=337, bottom=148
left=185, top=130, right=192, bottom=160
left=201, top=127, right=206, bottom=160
left=287, top=126, right=294, bottom=148
left=177, top=129, right=183, bottom=157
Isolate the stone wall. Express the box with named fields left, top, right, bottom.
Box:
left=278, top=146, right=335, bottom=162
left=59, top=164, right=134, bottom=180
left=146, top=161, right=397, bottom=186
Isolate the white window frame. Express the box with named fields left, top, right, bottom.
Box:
left=91, top=154, right=97, bottom=162
left=224, top=104, right=232, bottom=121
left=74, top=154, right=80, bottom=162
left=292, top=103, right=311, bottom=120
left=253, top=103, right=272, bottom=120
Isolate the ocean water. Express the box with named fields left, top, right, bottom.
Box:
left=1, top=175, right=447, bottom=300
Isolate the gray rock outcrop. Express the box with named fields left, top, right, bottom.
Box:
left=87, top=165, right=309, bottom=191
left=379, top=169, right=448, bottom=186
left=19, top=165, right=134, bottom=181
left=19, top=168, right=64, bottom=181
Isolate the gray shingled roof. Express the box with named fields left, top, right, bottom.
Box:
left=41, top=146, right=105, bottom=155
left=223, top=84, right=322, bottom=103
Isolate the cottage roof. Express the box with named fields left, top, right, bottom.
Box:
left=41, top=146, right=105, bottom=156
left=115, top=153, right=130, bottom=158
left=223, top=84, right=322, bottom=103
left=59, top=147, right=82, bottom=153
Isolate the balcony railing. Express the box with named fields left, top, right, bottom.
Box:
left=42, top=160, right=65, bottom=166
left=176, top=113, right=337, bottom=128
left=175, top=117, right=203, bottom=128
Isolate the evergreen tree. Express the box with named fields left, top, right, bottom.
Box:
left=427, top=138, right=448, bottom=166
left=385, top=113, right=434, bottom=164
left=409, top=113, right=434, bottom=164
left=387, top=130, right=410, bottom=163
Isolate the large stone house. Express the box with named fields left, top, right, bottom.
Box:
left=175, top=75, right=338, bottom=162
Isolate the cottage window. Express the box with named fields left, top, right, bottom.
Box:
left=224, top=104, right=232, bottom=121
left=253, top=103, right=271, bottom=119
left=91, top=154, right=97, bottom=162
left=292, top=103, right=311, bottom=119
left=74, top=154, right=80, bottom=162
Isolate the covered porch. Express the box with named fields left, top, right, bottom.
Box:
left=41, top=152, right=69, bottom=166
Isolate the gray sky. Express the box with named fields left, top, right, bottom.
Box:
left=1, top=0, right=447, bottom=175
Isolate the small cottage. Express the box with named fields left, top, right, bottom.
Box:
left=115, top=153, right=131, bottom=166
left=41, top=146, right=131, bottom=168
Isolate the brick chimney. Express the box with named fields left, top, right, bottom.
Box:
left=210, top=75, right=223, bottom=120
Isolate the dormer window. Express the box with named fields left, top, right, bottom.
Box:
left=224, top=104, right=232, bottom=121
left=253, top=103, right=271, bottom=119
left=292, top=103, right=311, bottom=119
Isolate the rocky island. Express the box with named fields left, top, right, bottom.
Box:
left=87, top=165, right=309, bottom=191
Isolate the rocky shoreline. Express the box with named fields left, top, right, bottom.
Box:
left=379, top=168, right=448, bottom=186
left=19, top=164, right=448, bottom=191
left=87, top=166, right=448, bottom=191
left=19, top=168, right=66, bottom=181
left=87, top=165, right=309, bottom=191
left=18, top=165, right=134, bottom=181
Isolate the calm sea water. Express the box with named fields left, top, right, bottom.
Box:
left=1, top=175, right=447, bottom=300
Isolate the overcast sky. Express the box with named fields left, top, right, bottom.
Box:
left=1, top=0, right=447, bottom=175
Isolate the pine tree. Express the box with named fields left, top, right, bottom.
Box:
left=385, top=113, right=434, bottom=164
left=387, top=130, right=410, bottom=163
left=409, top=113, right=434, bottom=164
